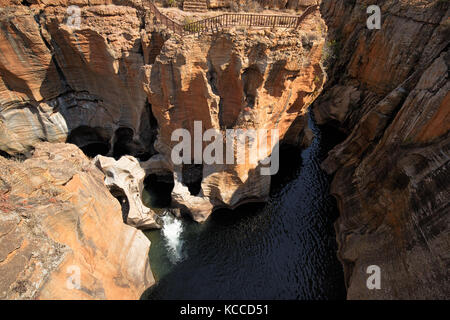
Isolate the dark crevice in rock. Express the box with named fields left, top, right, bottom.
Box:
left=112, top=127, right=136, bottom=160
left=136, top=102, right=159, bottom=161
left=0, top=150, right=12, bottom=159
left=242, top=66, right=264, bottom=108
left=182, top=164, right=203, bottom=196
left=206, top=65, right=219, bottom=95
left=67, top=126, right=111, bottom=158
left=318, top=121, right=348, bottom=148
left=109, top=186, right=130, bottom=223
left=143, top=173, right=174, bottom=208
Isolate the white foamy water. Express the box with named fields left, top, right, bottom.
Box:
left=160, top=212, right=184, bottom=264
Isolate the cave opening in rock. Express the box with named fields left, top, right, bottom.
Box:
left=242, top=66, right=264, bottom=108
left=182, top=164, right=203, bottom=196
left=143, top=173, right=175, bottom=208
left=136, top=102, right=159, bottom=161
left=112, top=127, right=135, bottom=160
left=67, top=126, right=111, bottom=158
left=109, top=185, right=130, bottom=223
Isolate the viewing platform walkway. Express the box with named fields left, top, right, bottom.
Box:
left=141, top=1, right=319, bottom=36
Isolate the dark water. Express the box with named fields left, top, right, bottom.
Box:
left=141, top=114, right=346, bottom=300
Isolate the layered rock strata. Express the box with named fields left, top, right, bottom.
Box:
left=145, top=18, right=326, bottom=221
left=94, top=155, right=160, bottom=229
left=0, top=1, right=326, bottom=222
left=0, top=143, right=153, bottom=299
left=314, top=0, right=449, bottom=299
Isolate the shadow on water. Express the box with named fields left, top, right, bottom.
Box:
left=141, top=113, right=346, bottom=300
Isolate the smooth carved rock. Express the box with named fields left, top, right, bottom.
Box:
left=0, top=143, right=153, bottom=299
left=315, top=0, right=449, bottom=299
left=0, top=5, right=152, bottom=158
left=146, top=22, right=326, bottom=221
left=0, top=2, right=325, bottom=222
left=94, top=155, right=160, bottom=230
left=171, top=170, right=214, bottom=222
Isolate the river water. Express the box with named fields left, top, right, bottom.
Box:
left=141, top=114, right=346, bottom=299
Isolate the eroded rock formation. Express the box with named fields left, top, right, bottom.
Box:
left=0, top=1, right=325, bottom=222
left=94, top=155, right=160, bottom=229
left=0, top=143, right=153, bottom=299
left=1, top=0, right=447, bottom=301
left=146, top=20, right=326, bottom=221
left=0, top=2, right=152, bottom=159
left=314, top=0, right=449, bottom=299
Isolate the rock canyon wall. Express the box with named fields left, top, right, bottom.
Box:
left=145, top=24, right=326, bottom=221
left=0, top=0, right=448, bottom=300
left=0, top=0, right=325, bottom=298
left=0, top=143, right=153, bottom=299
left=314, top=0, right=449, bottom=299
left=0, top=0, right=326, bottom=222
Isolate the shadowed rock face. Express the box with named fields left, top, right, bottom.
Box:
left=314, top=0, right=449, bottom=299
left=0, top=143, right=153, bottom=299
left=1, top=0, right=447, bottom=301
left=94, top=155, right=160, bottom=229
left=0, top=4, right=151, bottom=159
left=146, top=22, right=326, bottom=220
left=0, top=2, right=327, bottom=221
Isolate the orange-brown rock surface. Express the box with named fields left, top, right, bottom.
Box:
left=0, top=2, right=152, bottom=158
left=2, top=0, right=448, bottom=301
left=0, top=1, right=325, bottom=298
left=314, top=0, right=449, bottom=299
left=0, top=143, right=154, bottom=299
left=0, top=1, right=325, bottom=221
left=146, top=18, right=326, bottom=221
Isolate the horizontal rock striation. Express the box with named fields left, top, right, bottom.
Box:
left=0, top=3, right=152, bottom=159
left=145, top=19, right=326, bottom=221
left=0, top=143, right=153, bottom=299
left=314, top=0, right=449, bottom=299
left=0, top=1, right=326, bottom=222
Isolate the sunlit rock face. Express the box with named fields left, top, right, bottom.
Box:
left=0, top=4, right=153, bottom=159
left=314, top=0, right=449, bottom=299
left=0, top=2, right=326, bottom=221
left=0, top=143, right=153, bottom=300
left=94, top=155, right=160, bottom=229
left=146, top=19, right=326, bottom=221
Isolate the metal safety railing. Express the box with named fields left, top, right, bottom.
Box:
left=141, top=1, right=318, bottom=36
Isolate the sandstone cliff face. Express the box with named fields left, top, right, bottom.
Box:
left=0, top=2, right=151, bottom=159
left=146, top=17, right=325, bottom=221
left=2, top=0, right=447, bottom=301
left=0, top=1, right=325, bottom=222
left=0, top=143, right=153, bottom=299
left=314, top=0, right=449, bottom=299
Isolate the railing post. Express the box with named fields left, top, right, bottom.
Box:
left=142, top=2, right=317, bottom=36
